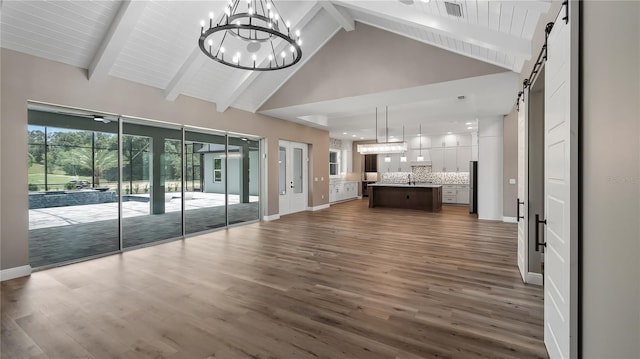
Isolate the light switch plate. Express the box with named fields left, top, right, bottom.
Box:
left=509, top=179, right=516, bottom=184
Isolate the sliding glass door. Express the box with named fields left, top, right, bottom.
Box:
left=122, top=120, right=183, bottom=248
left=184, top=130, right=227, bottom=234
left=227, top=135, right=260, bottom=225
left=27, top=107, right=262, bottom=268
left=27, top=111, right=120, bottom=267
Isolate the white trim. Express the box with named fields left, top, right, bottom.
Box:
left=307, top=204, right=330, bottom=211
left=1, top=265, right=32, bottom=281
left=503, top=216, right=517, bottom=223
left=262, top=214, right=281, bottom=222
left=526, top=272, right=543, bottom=286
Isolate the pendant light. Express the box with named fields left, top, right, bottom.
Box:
left=400, top=125, right=407, bottom=162
left=384, top=107, right=391, bottom=162
left=357, top=106, right=407, bottom=154
left=417, top=124, right=424, bottom=162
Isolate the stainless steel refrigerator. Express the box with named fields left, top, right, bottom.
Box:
left=469, top=161, right=478, bottom=214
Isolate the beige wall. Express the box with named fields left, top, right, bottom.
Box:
left=262, top=22, right=508, bottom=111
left=0, top=49, right=329, bottom=271
left=582, top=1, right=640, bottom=357
left=502, top=106, right=517, bottom=218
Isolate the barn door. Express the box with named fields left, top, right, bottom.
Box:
left=541, top=2, right=579, bottom=358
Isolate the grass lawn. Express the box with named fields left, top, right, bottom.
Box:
left=28, top=164, right=91, bottom=185
left=28, top=163, right=183, bottom=192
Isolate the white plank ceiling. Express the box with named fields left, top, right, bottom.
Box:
left=1, top=0, right=552, bottom=137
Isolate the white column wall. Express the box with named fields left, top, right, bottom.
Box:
left=342, top=140, right=353, bottom=175
left=478, top=116, right=504, bottom=220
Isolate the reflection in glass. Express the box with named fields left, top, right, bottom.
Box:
left=293, top=147, right=303, bottom=194
left=227, top=136, right=260, bottom=225
left=27, top=119, right=119, bottom=268
left=184, top=131, right=227, bottom=233
left=122, top=122, right=182, bottom=247
left=279, top=146, right=286, bottom=195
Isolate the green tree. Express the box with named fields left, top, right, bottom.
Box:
left=58, top=148, right=118, bottom=186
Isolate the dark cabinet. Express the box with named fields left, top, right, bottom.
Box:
left=364, top=154, right=377, bottom=172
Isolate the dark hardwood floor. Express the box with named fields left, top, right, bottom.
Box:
left=1, top=199, right=546, bottom=359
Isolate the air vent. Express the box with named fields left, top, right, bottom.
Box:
left=444, top=1, right=463, bottom=17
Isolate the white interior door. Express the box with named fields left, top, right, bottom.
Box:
left=543, top=4, right=578, bottom=358
left=278, top=140, right=308, bottom=215
left=517, top=94, right=528, bottom=282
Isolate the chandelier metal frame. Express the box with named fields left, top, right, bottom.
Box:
left=198, top=0, right=302, bottom=71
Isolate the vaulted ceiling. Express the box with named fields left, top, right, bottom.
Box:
left=1, top=0, right=552, bottom=139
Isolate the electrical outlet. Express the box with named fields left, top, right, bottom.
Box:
left=509, top=178, right=516, bottom=185
left=321, top=194, right=324, bottom=199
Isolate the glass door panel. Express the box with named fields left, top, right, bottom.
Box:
left=279, top=146, right=286, bottom=195
left=184, top=130, right=227, bottom=233
left=122, top=121, right=182, bottom=247
left=27, top=112, right=120, bottom=268
left=293, top=147, right=303, bottom=194
left=227, top=136, right=260, bottom=225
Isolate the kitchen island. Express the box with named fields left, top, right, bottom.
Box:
left=368, top=183, right=442, bottom=212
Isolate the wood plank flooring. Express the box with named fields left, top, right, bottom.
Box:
left=1, top=200, right=547, bottom=359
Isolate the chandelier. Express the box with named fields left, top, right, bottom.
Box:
left=198, top=0, right=302, bottom=71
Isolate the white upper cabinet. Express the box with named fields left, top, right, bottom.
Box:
left=430, top=134, right=445, bottom=148
left=431, top=148, right=444, bottom=172
left=409, top=135, right=430, bottom=150
left=444, top=134, right=458, bottom=147
left=369, top=132, right=477, bottom=173
left=456, top=134, right=472, bottom=147
left=443, top=148, right=457, bottom=172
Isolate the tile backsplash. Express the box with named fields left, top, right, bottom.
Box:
left=379, top=166, right=469, bottom=185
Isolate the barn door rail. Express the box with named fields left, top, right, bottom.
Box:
left=515, top=21, right=555, bottom=111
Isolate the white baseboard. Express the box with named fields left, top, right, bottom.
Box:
left=526, top=272, right=543, bottom=286
left=307, top=204, right=330, bottom=211
left=1, top=265, right=32, bottom=281
left=262, top=214, right=280, bottom=222
left=503, top=216, right=517, bottom=223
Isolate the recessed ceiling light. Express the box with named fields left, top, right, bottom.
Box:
left=342, top=132, right=348, bottom=135
left=360, top=137, right=364, bottom=140
left=467, top=126, right=473, bottom=130
left=351, top=134, right=356, bottom=138
left=421, top=0, right=430, bottom=3
left=447, top=131, right=452, bottom=134
left=465, top=122, right=472, bottom=125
